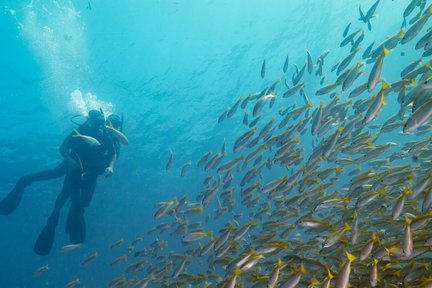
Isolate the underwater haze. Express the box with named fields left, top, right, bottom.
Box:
left=1, top=0, right=432, bottom=287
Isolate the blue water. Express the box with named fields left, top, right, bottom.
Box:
left=0, top=0, right=425, bottom=287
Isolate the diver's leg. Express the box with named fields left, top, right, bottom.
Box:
left=68, top=174, right=97, bottom=244
left=22, top=161, right=67, bottom=185
left=0, top=162, right=67, bottom=216
left=81, top=174, right=98, bottom=208
left=67, top=171, right=87, bottom=244
left=33, top=172, right=72, bottom=256
left=67, top=204, right=85, bottom=244
left=66, top=169, right=82, bottom=235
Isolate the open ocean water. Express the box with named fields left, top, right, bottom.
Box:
left=0, top=0, right=431, bottom=287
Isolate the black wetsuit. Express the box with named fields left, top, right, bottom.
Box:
left=23, top=162, right=68, bottom=183
left=0, top=123, right=118, bottom=212
left=10, top=124, right=120, bottom=193
left=61, top=124, right=117, bottom=243
left=33, top=124, right=117, bottom=255
left=0, top=121, right=119, bottom=255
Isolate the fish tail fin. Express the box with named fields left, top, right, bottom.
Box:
left=274, top=240, right=289, bottom=249
left=405, top=216, right=412, bottom=225
left=344, top=222, right=352, bottom=231
left=301, top=165, right=306, bottom=173
left=327, top=268, right=333, bottom=279
left=403, top=187, right=413, bottom=196
left=346, top=251, right=356, bottom=262
left=372, top=232, right=379, bottom=242
left=359, top=6, right=365, bottom=19
left=351, top=210, right=359, bottom=219
left=300, top=264, right=306, bottom=273
left=377, top=188, right=386, bottom=195
left=277, top=258, right=283, bottom=267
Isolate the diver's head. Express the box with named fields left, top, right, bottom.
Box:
left=106, top=114, right=122, bottom=130
left=87, top=109, right=105, bottom=128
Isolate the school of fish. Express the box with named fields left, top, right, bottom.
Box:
left=35, top=0, right=432, bottom=287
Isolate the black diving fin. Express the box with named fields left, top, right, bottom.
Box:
left=0, top=177, right=29, bottom=216
left=34, top=212, right=59, bottom=256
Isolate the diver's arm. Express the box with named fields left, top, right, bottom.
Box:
left=105, top=153, right=116, bottom=177
left=104, top=135, right=120, bottom=177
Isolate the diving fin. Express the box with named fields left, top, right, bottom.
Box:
left=34, top=212, right=59, bottom=256
left=0, top=177, right=30, bottom=216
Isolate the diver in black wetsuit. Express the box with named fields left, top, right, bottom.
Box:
left=0, top=110, right=125, bottom=255
left=0, top=111, right=123, bottom=215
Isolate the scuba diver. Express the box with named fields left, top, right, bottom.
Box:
left=0, top=110, right=127, bottom=256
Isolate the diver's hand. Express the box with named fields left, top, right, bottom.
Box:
left=105, top=167, right=114, bottom=177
